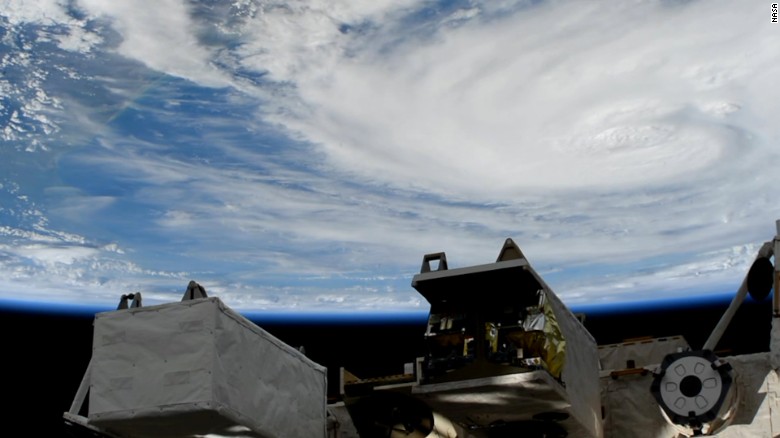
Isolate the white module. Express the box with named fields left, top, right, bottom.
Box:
left=86, top=297, right=327, bottom=438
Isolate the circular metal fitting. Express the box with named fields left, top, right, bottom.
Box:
left=650, top=350, right=735, bottom=434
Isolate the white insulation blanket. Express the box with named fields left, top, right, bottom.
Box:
left=88, top=297, right=327, bottom=438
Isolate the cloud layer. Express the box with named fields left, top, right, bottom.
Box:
left=1, top=0, right=779, bottom=312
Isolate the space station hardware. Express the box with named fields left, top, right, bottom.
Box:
left=62, top=220, right=780, bottom=438
left=598, top=335, right=690, bottom=377
left=63, top=286, right=327, bottom=438
left=340, top=238, right=603, bottom=438
left=650, top=350, right=738, bottom=436
left=639, top=224, right=780, bottom=437
left=600, top=345, right=780, bottom=438
left=116, top=292, right=143, bottom=310
left=340, top=228, right=780, bottom=438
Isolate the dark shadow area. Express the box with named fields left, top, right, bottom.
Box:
left=583, top=297, right=773, bottom=355
left=257, top=318, right=428, bottom=399
left=2, top=309, right=95, bottom=437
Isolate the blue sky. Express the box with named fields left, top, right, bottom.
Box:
left=0, top=0, right=779, bottom=313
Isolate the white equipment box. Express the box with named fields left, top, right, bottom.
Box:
left=87, top=297, right=327, bottom=438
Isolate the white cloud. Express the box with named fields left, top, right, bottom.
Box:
left=2, top=0, right=780, bottom=312
left=264, top=1, right=777, bottom=198
left=9, top=244, right=98, bottom=266
left=1, top=0, right=103, bottom=52
left=74, top=0, right=232, bottom=87
left=1, top=0, right=74, bottom=26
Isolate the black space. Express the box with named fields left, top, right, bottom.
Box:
left=5, top=296, right=772, bottom=437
